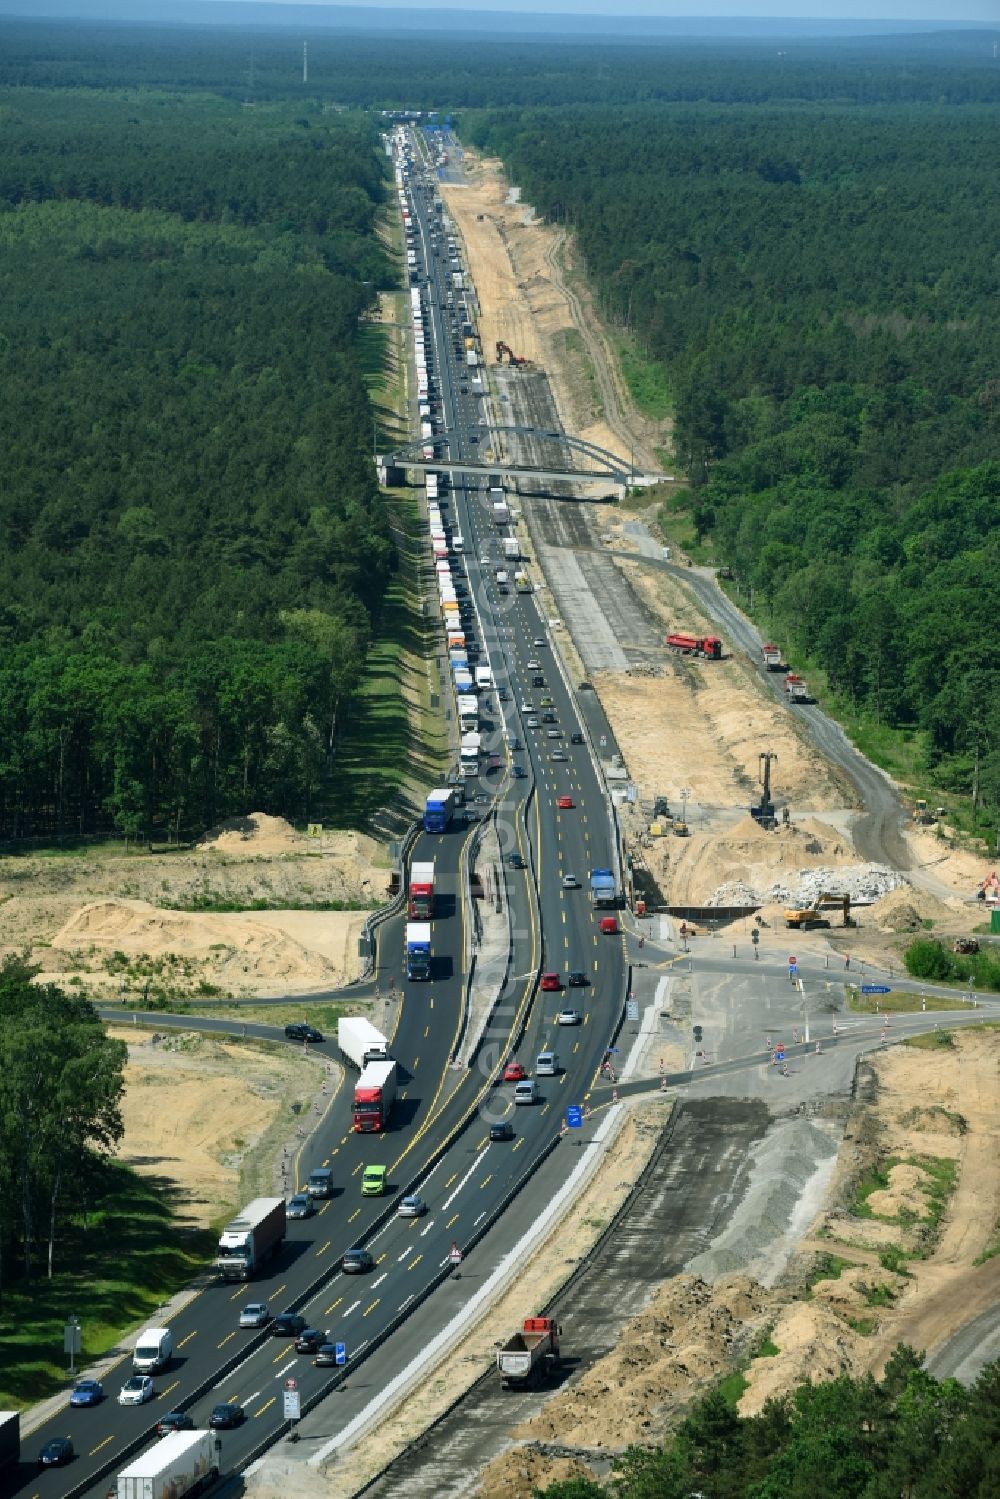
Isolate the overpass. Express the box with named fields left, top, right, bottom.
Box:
left=377, top=427, right=666, bottom=489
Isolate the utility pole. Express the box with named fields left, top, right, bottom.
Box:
left=303, top=41, right=308, bottom=85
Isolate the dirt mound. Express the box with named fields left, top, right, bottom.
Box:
left=198, top=812, right=302, bottom=856
left=666, top=815, right=855, bottom=906
left=810, top=1264, right=907, bottom=1316
left=51, top=898, right=357, bottom=991
left=899, top=1106, right=965, bottom=1137
left=866, top=882, right=964, bottom=932
left=866, top=1161, right=934, bottom=1220
left=740, top=1301, right=866, bottom=1416
left=477, top=1450, right=596, bottom=1499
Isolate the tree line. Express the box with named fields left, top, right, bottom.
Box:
left=466, top=100, right=1000, bottom=820
left=0, top=88, right=395, bottom=840
left=0, top=959, right=127, bottom=1292
left=536, top=1348, right=1000, bottom=1498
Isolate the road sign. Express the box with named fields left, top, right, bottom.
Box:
left=773, top=1047, right=785, bottom=1062
left=283, top=1388, right=301, bottom=1421
left=752, top=932, right=760, bottom=944
left=788, top=956, right=797, bottom=966
left=335, top=1342, right=346, bottom=1366
left=861, top=984, right=892, bottom=995
left=599, top=735, right=607, bottom=748
left=448, top=1243, right=463, bottom=1266
left=626, top=998, right=639, bottom=1021
left=566, top=1105, right=583, bottom=1129
left=284, top=1377, right=298, bottom=1391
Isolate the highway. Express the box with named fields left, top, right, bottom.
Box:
left=6, top=131, right=629, bottom=1499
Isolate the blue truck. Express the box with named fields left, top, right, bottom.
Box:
left=405, top=921, right=432, bottom=981
left=589, top=868, right=617, bottom=907
left=424, top=787, right=456, bottom=832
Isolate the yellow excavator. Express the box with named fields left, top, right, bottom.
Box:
left=785, top=892, right=852, bottom=929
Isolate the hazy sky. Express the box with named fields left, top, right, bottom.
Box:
left=213, top=0, right=997, bottom=16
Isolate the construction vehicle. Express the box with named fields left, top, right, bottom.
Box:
left=953, top=937, right=979, bottom=955
left=911, top=800, right=937, bottom=825
left=977, top=872, right=1000, bottom=906
left=495, top=340, right=531, bottom=368
left=750, top=751, right=778, bottom=828
left=672, top=819, right=690, bottom=837
left=761, top=642, right=785, bottom=671
left=784, top=673, right=810, bottom=703
left=497, top=1316, right=561, bottom=1388
left=785, top=893, right=852, bottom=929
left=666, top=633, right=723, bottom=659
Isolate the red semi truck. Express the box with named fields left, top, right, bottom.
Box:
left=353, top=1059, right=397, bottom=1132
left=666, top=633, right=723, bottom=659
left=408, top=860, right=435, bottom=919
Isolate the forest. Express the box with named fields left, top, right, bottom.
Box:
left=535, top=1350, right=1000, bottom=1499
left=0, top=87, right=392, bottom=840
left=466, top=101, right=1000, bottom=821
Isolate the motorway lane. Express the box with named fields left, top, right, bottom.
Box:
left=11, top=151, right=629, bottom=1499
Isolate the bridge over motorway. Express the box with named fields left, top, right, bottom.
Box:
left=377, top=427, right=666, bottom=489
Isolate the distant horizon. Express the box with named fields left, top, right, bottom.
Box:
left=0, top=0, right=995, bottom=29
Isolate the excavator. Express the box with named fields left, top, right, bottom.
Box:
left=785, top=892, right=853, bottom=929
left=495, top=340, right=531, bottom=368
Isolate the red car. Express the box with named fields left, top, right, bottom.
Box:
left=540, top=972, right=562, bottom=991
left=503, top=1060, right=525, bottom=1082
left=556, top=796, right=575, bottom=809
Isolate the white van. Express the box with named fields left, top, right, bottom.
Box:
left=535, top=1052, right=559, bottom=1077
left=133, top=1327, right=172, bottom=1373
left=513, top=1079, right=538, bottom=1106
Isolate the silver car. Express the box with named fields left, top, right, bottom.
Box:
left=287, top=1194, right=314, bottom=1220
left=397, top=1194, right=427, bottom=1218
left=238, top=1302, right=270, bottom=1329
left=118, top=1375, right=154, bottom=1407
left=562, top=874, right=580, bottom=889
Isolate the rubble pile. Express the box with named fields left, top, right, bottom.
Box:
left=708, top=865, right=906, bottom=908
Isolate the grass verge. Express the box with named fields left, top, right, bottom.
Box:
left=186, top=1000, right=353, bottom=1034
left=846, top=989, right=971, bottom=1015
left=612, top=332, right=673, bottom=421
left=0, top=1163, right=216, bottom=1410
left=903, top=1030, right=956, bottom=1050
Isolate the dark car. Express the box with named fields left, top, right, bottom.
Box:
left=541, top=711, right=557, bottom=723
left=315, top=1342, right=341, bottom=1367
left=531, top=674, right=544, bottom=688
left=567, top=970, right=589, bottom=987
left=509, top=736, right=522, bottom=751
left=511, top=766, right=527, bottom=778
left=490, top=1120, right=515, bottom=1142
left=156, top=1411, right=195, bottom=1436
left=39, top=1437, right=73, bottom=1468
left=571, top=732, right=584, bottom=745
left=295, top=1328, right=324, bottom=1354
left=693, top=1025, right=704, bottom=1043
left=284, top=1023, right=323, bottom=1043
left=209, top=1403, right=246, bottom=1430
left=507, top=852, right=526, bottom=869
left=271, top=1313, right=308, bottom=1337
left=342, top=1247, right=374, bottom=1274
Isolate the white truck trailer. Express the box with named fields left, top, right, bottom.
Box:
left=338, top=1016, right=390, bottom=1070
left=114, top=1429, right=219, bottom=1499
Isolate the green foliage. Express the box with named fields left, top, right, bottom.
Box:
left=469, top=100, right=1000, bottom=819
left=904, top=1028, right=956, bottom=1050
left=0, top=956, right=128, bottom=1294
left=806, top=1253, right=859, bottom=1291
left=878, top=1243, right=911, bottom=1276
left=0, top=88, right=393, bottom=842
left=535, top=1354, right=1000, bottom=1498
left=904, top=940, right=1000, bottom=992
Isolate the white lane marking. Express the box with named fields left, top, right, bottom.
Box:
left=420, top=1218, right=436, bottom=1237
left=342, top=1300, right=361, bottom=1318
left=273, top=1360, right=296, bottom=1380
left=372, top=1273, right=388, bottom=1290
left=241, top=1391, right=261, bottom=1406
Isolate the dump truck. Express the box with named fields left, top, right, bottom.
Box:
left=784, top=673, right=810, bottom=703
left=761, top=642, right=785, bottom=671
left=497, top=1316, right=561, bottom=1388
left=353, top=1059, right=397, bottom=1132
left=215, top=1197, right=286, bottom=1280
left=114, top=1429, right=219, bottom=1499
left=338, top=1017, right=390, bottom=1070
left=666, top=633, right=723, bottom=659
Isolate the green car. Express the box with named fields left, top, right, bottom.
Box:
left=362, top=1164, right=387, bottom=1197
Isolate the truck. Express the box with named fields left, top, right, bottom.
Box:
left=408, top=860, right=435, bottom=919
left=466, top=350, right=478, bottom=367
left=0, top=1411, right=19, bottom=1474
left=665, top=633, right=723, bottom=659
left=784, top=673, right=809, bottom=702
left=338, top=1016, right=390, bottom=1070
left=405, top=920, right=432, bottom=981
left=454, top=669, right=475, bottom=695
left=761, top=642, right=785, bottom=671
left=215, top=1197, right=286, bottom=1281
left=503, top=536, right=520, bottom=560
left=353, top=1059, right=397, bottom=1132
left=475, top=665, right=493, bottom=689
left=492, top=500, right=510, bottom=526
left=496, top=1316, right=561, bottom=1388
left=114, top=1429, right=219, bottom=1499
left=452, top=271, right=464, bottom=290
left=589, top=868, right=617, bottom=907
left=424, top=787, right=456, bottom=831
left=515, top=571, right=531, bottom=593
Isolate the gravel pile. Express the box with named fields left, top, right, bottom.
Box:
left=709, top=865, right=906, bottom=908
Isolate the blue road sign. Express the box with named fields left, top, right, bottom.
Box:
left=335, top=1342, right=347, bottom=1366
left=861, top=984, right=892, bottom=995
left=774, top=1048, right=785, bottom=1061
left=566, top=1106, right=583, bottom=1129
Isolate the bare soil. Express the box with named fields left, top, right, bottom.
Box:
left=1, top=814, right=386, bottom=999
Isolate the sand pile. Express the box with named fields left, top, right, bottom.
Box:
left=809, top=1264, right=907, bottom=1317
left=665, top=816, right=853, bottom=906
left=198, top=811, right=302, bottom=856
left=52, top=898, right=359, bottom=991
left=865, top=1161, right=934, bottom=1220
left=477, top=1452, right=596, bottom=1499
left=739, top=1302, right=866, bottom=1416
left=866, top=882, right=965, bottom=933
